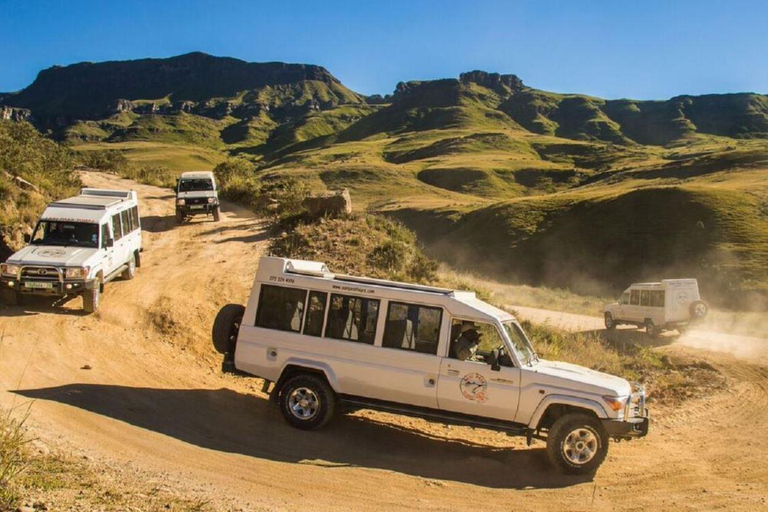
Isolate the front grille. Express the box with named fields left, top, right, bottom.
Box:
left=21, top=266, right=60, bottom=281
left=185, top=197, right=208, bottom=205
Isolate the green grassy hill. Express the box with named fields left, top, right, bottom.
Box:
left=2, top=57, right=767, bottom=307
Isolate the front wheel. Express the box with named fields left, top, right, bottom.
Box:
left=83, top=284, right=101, bottom=314
left=645, top=319, right=660, bottom=338
left=546, top=413, right=609, bottom=475
left=0, top=288, right=19, bottom=306
left=212, top=303, right=245, bottom=354
left=213, top=206, right=221, bottom=222
left=175, top=210, right=184, bottom=224
left=122, top=253, right=137, bottom=280
left=604, top=313, right=616, bottom=330
left=278, top=374, right=336, bottom=430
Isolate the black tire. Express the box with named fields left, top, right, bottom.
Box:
left=121, top=253, right=137, bottom=280
left=546, top=413, right=609, bottom=475
left=83, top=284, right=100, bottom=314
left=213, top=206, right=221, bottom=222
left=175, top=210, right=184, bottom=224
left=212, top=303, right=245, bottom=354
left=1, top=288, right=19, bottom=306
left=604, top=313, right=616, bottom=330
left=645, top=319, right=659, bottom=338
left=278, top=374, right=336, bottom=430
left=689, top=300, right=708, bottom=320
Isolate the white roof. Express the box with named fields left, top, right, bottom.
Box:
left=41, top=188, right=135, bottom=224
left=180, top=171, right=214, bottom=179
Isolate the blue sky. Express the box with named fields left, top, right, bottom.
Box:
left=1, top=0, right=766, bottom=99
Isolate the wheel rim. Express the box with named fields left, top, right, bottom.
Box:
left=563, top=428, right=598, bottom=465
left=288, top=387, right=319, bottom=420
left=694, top=303, right=707, bottom=317
left=229, top=317, right=242, bottom=346
left=605, top=315, right=613, bottom=328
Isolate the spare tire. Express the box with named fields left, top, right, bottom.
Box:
left=689, top=300, right=708, bottom=320
left=212, top=303, right=245, bottom=354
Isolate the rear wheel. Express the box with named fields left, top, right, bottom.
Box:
left=278, top=374, right=336, bottom=430
left=212, top=303, right=245, bottom=354
left=121, top=253, right=137, bottom=280
left=213, top=206, right=221, bottom=222
left=645, top=319, right=659, bottom=338
left=546, top=413, right=609, bottom=475
left=83, top=284, right=101, bottom=314
left=604, top=313, right=616, bottom=330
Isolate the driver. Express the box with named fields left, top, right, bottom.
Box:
left=451, top=323, right=482, bottom=361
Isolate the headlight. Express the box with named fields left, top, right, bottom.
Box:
left=207, top=197, right=215, bottom=203
left=1, top=263, right=20, bottom=275
left=65, top=267, right=90, bottom=279
left=176, top=199, right=185, bottom=206
left=602, top=395, right=628, bottom=412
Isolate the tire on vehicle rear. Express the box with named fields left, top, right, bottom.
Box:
left=213, top=206, right=221, bottom=222
left=212, top=303, right=245, bottom=354
left=0, top=288, right=19, bottom=306
left=278, top=374, right=336, bottom=430
left=83, top=284, right=100, bottom=314
left=546, top=413, right=609, bottom=475
left=604, top=313, right=616, bottom=330
left=689, top=300, right=708, bottom=320
left=122, top=252, right=137, bottom=280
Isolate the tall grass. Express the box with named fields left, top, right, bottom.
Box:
left=0, top=405, right=31, bottom=510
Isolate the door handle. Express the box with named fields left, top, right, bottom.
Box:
left=447, top=369, right=459, bottom=376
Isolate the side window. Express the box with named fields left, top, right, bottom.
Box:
left=303, top=291, right=327, bottom=337
left=121, top=210, right=131, bottom=234
left=650, top=291, right=665, bottom=308
left=325, top=294, right=380, bottom=345
left=255, top=285, right=307, bottom=332
left=111, top=214, right=123, bottom=240
left=131, top=206, right=140, bottom=231
left=630, top=290, right=640, bottom=306
left=620, top=292, right=630, bottom=305
left=449, top=319, right=506, bottom=364
left=100, top=224, right=109, bottom=248
left=640, top=290, right=650, bottom=306
left=383, top=302, right=442, bottom=355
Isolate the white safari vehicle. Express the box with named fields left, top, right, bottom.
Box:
left=604, top=279, right=708, bottom=336
left=0, top=188, right=142, bottom=313
left=213, top=257, right=649, bottom=474
left=175, top=171, right=220, bottom=223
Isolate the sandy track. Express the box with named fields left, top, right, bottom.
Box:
left=1, top=173, right=767, bottom=511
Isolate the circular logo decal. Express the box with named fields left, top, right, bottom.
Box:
left=37, top=248, right=66, bottom=258
left=676, top=291, right=689, bottom=305
left=460, top=373, right=488, bottom=403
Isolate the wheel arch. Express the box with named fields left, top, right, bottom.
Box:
left=276, top=360, right=340, bottom=395
left=529, top=395, right=609, bottom=431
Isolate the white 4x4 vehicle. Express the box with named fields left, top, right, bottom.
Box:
left=0, top=188, right=142, bottom=313
left=213, top=257, right=649, bottom=474
left=604, top=279, right=708, bottom=336
left=175, top=171, right=220, bottom=223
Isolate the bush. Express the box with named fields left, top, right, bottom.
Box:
left=0, top=406, right=31, bottom=510
left=77, top=150, right=129, bottom=174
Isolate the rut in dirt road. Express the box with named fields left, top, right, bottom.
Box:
left=0, top=172, right=767, bottom=511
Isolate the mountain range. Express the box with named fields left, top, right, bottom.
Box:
left=2, top=52, right=767, bottom=306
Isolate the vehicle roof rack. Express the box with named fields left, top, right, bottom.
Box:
left=334, top=274, right=454, bottom=295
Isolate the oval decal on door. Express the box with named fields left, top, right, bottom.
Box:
left=460, top=373, right=488, bottom=403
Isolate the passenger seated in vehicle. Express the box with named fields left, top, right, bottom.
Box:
left=450, top=322, right=482, bottom=361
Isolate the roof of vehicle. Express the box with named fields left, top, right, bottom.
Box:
left=41, top=188, right=136, bottom=223
left=629, top=279, right=698, bottom=288
left=180, top=171, right=214, bottom=179
left=260, top=257, right=515, bottom=323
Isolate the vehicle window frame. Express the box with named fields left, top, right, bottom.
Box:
left=382, top=301, right=443, bottom=355
left=324, top=293, right=380, bottom=345
left=448, top=317, right=511, bottom=366
left=620, top=292, right=630, bottom=305
left=630, top=290, right=640, bottom=306
left=254, top=284, right=308, bottom=333
left=112, top=213, right=123, bottom=241
left=302, top=290, right=328, bottom=337
left=640, top=290, right=650, bottom=307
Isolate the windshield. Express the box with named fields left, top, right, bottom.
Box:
left=178, top=179, right=213, bottom=192
left=503, top=321, right=538, bottom=365
left=31, top=221, right=99, bottom=248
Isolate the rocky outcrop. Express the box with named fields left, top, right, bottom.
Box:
left=1, top=106, right=32, bottom=122
left=303, top=189, right=352, bottom=218
left=460, top=70, right=525, bottom=94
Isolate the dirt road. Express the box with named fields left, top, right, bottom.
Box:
left=1, top=173, right=767, bottom=511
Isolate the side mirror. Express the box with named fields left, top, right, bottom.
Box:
left=491, top=360, right=501, bottom=372
left=489, top=348, right=501, bottom=372
left=106, top=238, right=114, bottom=248
left=23, top=234, right=31, bottom=243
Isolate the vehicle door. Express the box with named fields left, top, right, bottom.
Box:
left=100, top=223, right=116, bottom=274
left=109, top=212, right=129, bottom=274
left=650, top=290, right=666, bottom=324
left=614, top=291, right=630, bottom=321
left=625, top=289, right=643, bottom=322
left=119, top=207, right=140, bottom=260
left=437, top=319, right=521, bottom=422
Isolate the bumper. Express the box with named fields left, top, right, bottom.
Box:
left=1, top=275, right=96, bottom=296
left=602, top=409, right=650, bottom=440
left=177, top=203, right=217, bottom=215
